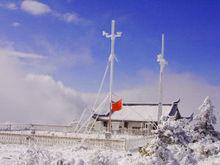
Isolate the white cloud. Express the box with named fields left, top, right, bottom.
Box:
left=12, top=22, right=21, bottom=27
left=6, top=2, right=17, bottom=10
left=0, top=49, right=44, bottom=59
left=0, top=56, right=88, bottom=124
left=30, top=36, right=94, bottom=73
left=0, top=40, right=14, bottom=50
left=62, top=12, right=80, bottom=23
left=21, top=0, right=51, bottom=15
left=52, top=12, right=81, bottom=24
left=20, top=1, right=82, bottom=24
left=0, top=2, right=17, bottom=10
left=1, top=1, right=83, bottom=24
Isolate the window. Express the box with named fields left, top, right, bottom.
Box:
left=103, top=121, right=107, bottom=127
left=145, top=123, right=148, bottom=128
left=124, top=122, right=128, bottom=128
left=132, top=127, right=140, bottom=130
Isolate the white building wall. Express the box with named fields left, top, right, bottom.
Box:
left=127, top=122, right=143, bottom=130
left=112, top=122, right=120, bottom=131
left=93, top=121, right=105, bottom=131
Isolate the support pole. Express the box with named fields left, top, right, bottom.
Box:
left=103, top=20, right=122, bottom=133
left=157, top=33, right=167, bottom=122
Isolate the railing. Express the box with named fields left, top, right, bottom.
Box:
left=0, top=132, right=126, bottom=150
left=0, top=131, right=154, bottom=151
left=0, top=123, right=154, bottom=136
left=0, top=123, right=76, bottom=133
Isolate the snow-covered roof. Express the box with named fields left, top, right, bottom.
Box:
left=97, top=104, right=173, bottom=122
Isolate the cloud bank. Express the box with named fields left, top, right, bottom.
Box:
left=0, top=49, right=44, bottom=59
left=0, top=56, right=87, bottom=124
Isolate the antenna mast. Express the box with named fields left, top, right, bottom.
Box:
left=157, top=33, right=168, bottom=122
left=103, top=20, right=122, bottom=133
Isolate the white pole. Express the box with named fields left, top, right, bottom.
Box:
left=103, top=20, right=122, bottom=133
left=157, top=33, right=167, bottom=122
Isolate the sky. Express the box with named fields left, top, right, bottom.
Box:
left=0, top=0, right=219, bottom=126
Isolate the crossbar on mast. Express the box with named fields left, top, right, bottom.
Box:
left=103, top=20, right=122, bottom=133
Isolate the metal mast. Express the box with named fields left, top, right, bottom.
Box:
left=157, top=33, right=168, bottom=122
left=103, top=20, right=122, bottom=133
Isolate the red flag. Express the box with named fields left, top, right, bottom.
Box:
left=111, top=99, right=123, bottom=112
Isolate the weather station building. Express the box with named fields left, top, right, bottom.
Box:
left=93, top=100, right=182, bottom=135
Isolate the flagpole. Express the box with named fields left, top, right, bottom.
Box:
left=157, top=33, right=167, bottom=122
left=103, top=20, right=122, bottom=133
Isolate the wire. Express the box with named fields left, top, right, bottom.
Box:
left=75, top=60, right=110, bottom=133
left=92, top=61, right=110, bottom=110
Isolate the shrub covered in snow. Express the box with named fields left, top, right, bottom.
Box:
left=156, top=118, right=191, bottom=146
left=88, top=150, right=122, bottom=165
left=139, top=96, right=220, bottom=164
left=18, top=146, right=54, bottom=164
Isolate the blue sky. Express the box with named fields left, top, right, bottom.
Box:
left=0, top=0, right=219, bottom=92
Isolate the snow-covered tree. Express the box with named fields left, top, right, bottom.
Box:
left=190, top=96, right=219, bottom=142
left=156, top=118, right=191, bottom=146
left=195, top=96, right=216, bottom=125
left=139, top=96, right=220, bottom=163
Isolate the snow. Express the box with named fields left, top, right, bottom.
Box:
left=0, top=97, right=220, bottom=164
left=99, top=104, right=172, bottom=122
left=0, top=144, right=124, bottom=164
left=0, top=141, right=219, bottom=164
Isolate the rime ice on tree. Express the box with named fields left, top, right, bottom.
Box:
left=191, top=96, right=219, bottom=142
left=195, top=96, right=216, bottom=125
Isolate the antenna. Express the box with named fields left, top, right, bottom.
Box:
left=157, top=33, right=168, bottom=122
left=103, top=20, right=122, bottom=133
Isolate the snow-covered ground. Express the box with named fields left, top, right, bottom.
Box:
left=0, top=141, right=219, bottom=165
left=0, top=143, right=141, bottom=165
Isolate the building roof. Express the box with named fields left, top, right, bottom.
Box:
left=95, top=103, right=174, bottom=122
left=168, top=100, right=181, bottom=119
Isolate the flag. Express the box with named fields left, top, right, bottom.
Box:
left=111, top=99, right=123, bottom=112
